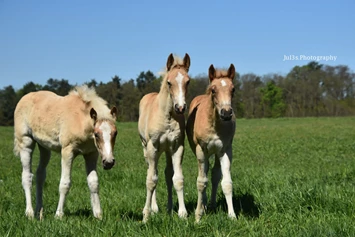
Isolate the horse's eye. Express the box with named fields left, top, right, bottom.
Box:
left=186, top=80, right=190, bottom=86
left=167, top=81, right=172, bottom=87
left=113, top=131, right=117, bottom=137
left=94, top=132, right=99, bottom=139
left=211, top=88, right=216, bottom=94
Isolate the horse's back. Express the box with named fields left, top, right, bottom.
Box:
left=15, top=91, right=60, bottom=129
left=14, top=90, right=90, bottom=153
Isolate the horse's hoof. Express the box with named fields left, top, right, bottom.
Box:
left=178, top=209, right=188, bottom=219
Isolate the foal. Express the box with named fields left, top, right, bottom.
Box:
left=186, top=64, right=236, bottom=222
left=14, top=85, right=117, bottom=220
left=138, top=53, right=190, bottom=222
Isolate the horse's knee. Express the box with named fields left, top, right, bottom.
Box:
left=221, top=180, right=233, bottom=195
left=87, top=172, right=99, bottom=192
left=146, top=175, right=158, bottom=191
left=22, top=171, right=33, bottom=186
left=59, top=181, right=71, bottom=194
left=173, top=174, right=184, bottom=191
left=197, top=177, right=208, bottom=192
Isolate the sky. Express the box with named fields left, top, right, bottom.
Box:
left=0, top=0, right=354, bottom=90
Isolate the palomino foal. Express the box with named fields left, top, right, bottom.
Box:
left=186, top=64, right=236, bottom=222
left=138, top=53, right=190, bottom=222
left=14, top=85, right=117, bottom=220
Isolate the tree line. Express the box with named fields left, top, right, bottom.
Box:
left=0, top=61, right=354, bottom=126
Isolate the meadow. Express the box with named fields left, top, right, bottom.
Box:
left=0, top=117, right=355, bottom=236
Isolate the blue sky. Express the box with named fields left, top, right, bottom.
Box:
left=1, top=0, right=354, bottom=89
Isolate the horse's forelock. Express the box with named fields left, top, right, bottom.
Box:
left=159, top=55, right=186, bottom=78
left=214, top=69, right=230, bottom=79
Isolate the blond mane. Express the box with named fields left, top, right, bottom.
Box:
left=69, top=85, right=114, bottom=121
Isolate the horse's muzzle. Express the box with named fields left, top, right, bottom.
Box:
left=220, top=108, right=233, bottom=121
left=103, top=159, right=115, bottom=170
left=174, top=104, right=186, bottom=114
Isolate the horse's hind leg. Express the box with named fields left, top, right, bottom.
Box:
left=35, top=145, right=51, bottom=219
left=84, top=152, right=102, bottom=220
left=18, top=136, right=36, bottom=219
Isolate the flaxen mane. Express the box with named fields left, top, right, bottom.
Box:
left=69, top=85, right=114, bottom=121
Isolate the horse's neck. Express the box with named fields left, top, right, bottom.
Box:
left=157, top=82, right=173, bottom=116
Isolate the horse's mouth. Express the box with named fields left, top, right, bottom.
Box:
left=220, top=115, right=232, bottom=121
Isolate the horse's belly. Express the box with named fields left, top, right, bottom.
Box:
left=33, top=133, right=62, bottom=152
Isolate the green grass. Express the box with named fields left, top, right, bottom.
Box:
left=1, top=117, right=355, bottom=236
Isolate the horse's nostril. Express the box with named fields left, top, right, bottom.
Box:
left=175, top=104, right=185, bottom=114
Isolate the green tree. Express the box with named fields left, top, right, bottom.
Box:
left=0, top=86, right=18, bottom=125
left=17, top=81, right=42, bottom=98
left=260, top=81, right=285, bottom=118
left=43, top=78, right=73, bottom=96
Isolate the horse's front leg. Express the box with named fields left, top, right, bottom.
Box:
left=55, top=147, right=74, bottom=219
left=210, top=155, right=221, bottom=211
left=219, top=146, right=236, bottom=219
left=84, top=152, right=102, bottom=220
left=143, top=141, right=160, bottom=223
left=195, top=145, right=209, bottom=222
left=171, top=145, right=187, bottom=219
left=165, top=151, right=173, bottom=214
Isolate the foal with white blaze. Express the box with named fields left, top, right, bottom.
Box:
left=186, top=64, right=236, bottom=222
left=14, top=85, right=117, bottom=220
left=138, top=53, right=190, bottom=222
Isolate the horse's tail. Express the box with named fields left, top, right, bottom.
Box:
left=13, top=137, right=21, bottom=157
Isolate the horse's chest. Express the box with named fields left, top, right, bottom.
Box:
left=159, top=122, right=181, bottom=148
left=206, top=135, right=224, bottom=155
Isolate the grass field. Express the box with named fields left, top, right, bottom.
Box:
left=1, top=117, right=355, bottom=236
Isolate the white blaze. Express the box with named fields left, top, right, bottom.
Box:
left=175, top=72, right=185, bottom=106
left=221, top=79, right=227, bottom=87
left=99, top=122, right=112, bottom=156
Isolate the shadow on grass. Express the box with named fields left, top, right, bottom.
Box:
left=67, top=209, right=92, bottom=217
left=119, top=210, right=143, bottom=221
left=183, top=192, right=260, bottom=218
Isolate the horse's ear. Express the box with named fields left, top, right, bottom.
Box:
left=183, top=53, right=190, bottom=72
left=228, top=64, right=235, bottom=80
left=90, top=108, right=97, bottom=122
left=209, top=64, right=216, bottom=82
left=110, top=106, right=118, bottom=120
left=166, top=53, right=174, bottom=71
